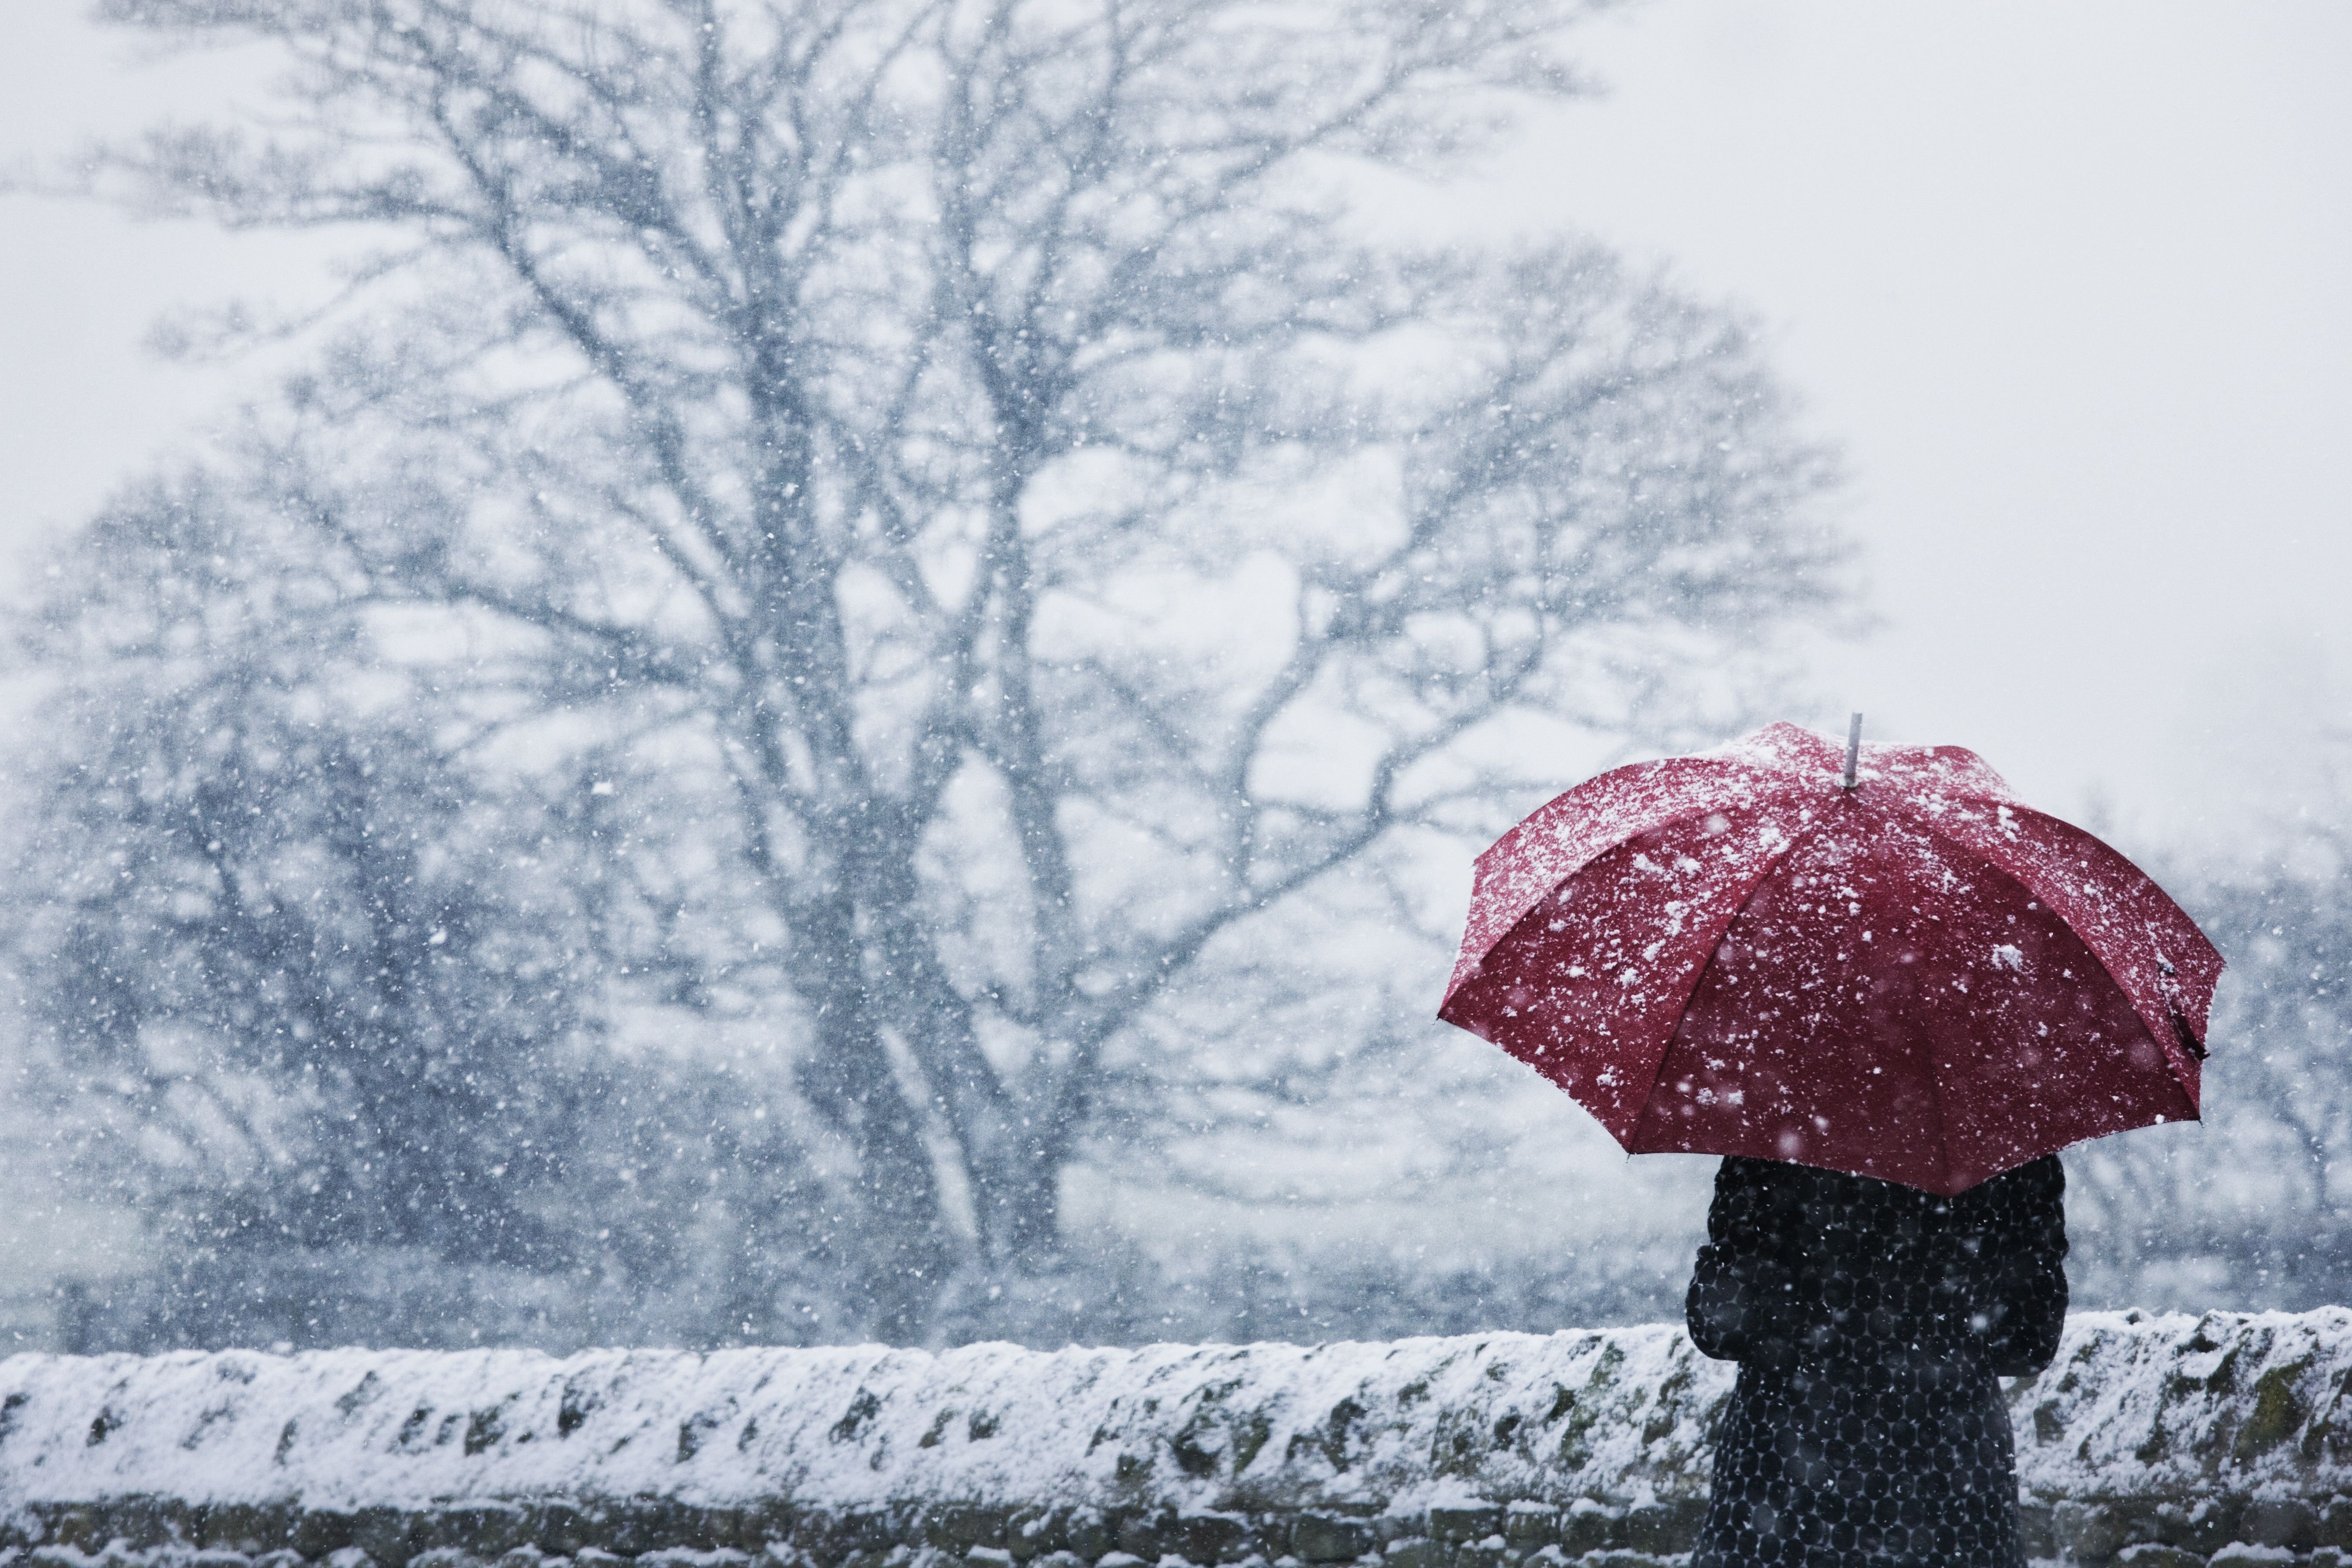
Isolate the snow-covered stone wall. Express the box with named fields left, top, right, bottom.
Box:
left=4, top=1311, right=2352, bottom=1568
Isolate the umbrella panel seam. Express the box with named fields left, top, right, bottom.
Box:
left=1626, top=813, right=1827, bottom=1156
left=1902, top=802, right=2208, bottom=1109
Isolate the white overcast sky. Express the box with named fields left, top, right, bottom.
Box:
left=3, top=2, right=2347, bottom=868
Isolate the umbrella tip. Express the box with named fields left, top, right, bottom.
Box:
left=1842, top=711, right=1862, bottom=789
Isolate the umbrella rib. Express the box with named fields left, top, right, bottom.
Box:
left=1450, top=795, right=1785, bottom=1011
left=1917, top=982, right=1957, bottom=1195
left=1909, top=805, right=2203, bottom=1108
left=1994, top=803, right=2215, bottom=1084
left=1627, top=814, right=1822, bottom=1150
left=1900, top=838, right=2080, bottom=1184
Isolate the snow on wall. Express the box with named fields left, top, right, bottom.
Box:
left=0, top=1327, right=1718, bottom=1514
left=2, top=1310, right=2349, bottom=1522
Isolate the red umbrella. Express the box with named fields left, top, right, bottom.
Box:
left=1437, top=721, right=2223, bottom=1195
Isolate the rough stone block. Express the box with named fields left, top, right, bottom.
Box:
left=2106, top=1500, right=2168, bottom=1550
left=98, top=1498, right=180, bottom=1550
left=778, top=1514, right=835, bottom=1561
left=1449, top=1535, right=1504, bottom=1568
left=2157, top=1497, right=2242, bottom=1556
left=2243, top=1498, right=2318, bottom=1551
left=2323, top=1497, right=2352, bottom=1551
left=353, top=1510, right=426, bottom=1568
left=540, top=1508, right=596, bottom=1558
left=1424, top=1511, right=1501, bottom=1547
left=1622, top=1503, right=1700, bottom=1558
left=706, top=1511, right=760, bottom=1551
left=1170, top=1513, right=1250, bottom=1563
left=297, top=1514, right=361, bottom=1558
left=1061, top=1513, right=1111, bottom=1563
left=733, top=1507, right=792, bottom=1553
left=200, top=1505, right=292, bottom=1554
left=1558, top=1501, right=1618, bottom=1557
left=2114, top=1547, right=2204, bottom=1568
left=410, top=1550, right=485, bottom=1568
left=929, top=1510, right=1011, bottom=1554
left=597, top=1510, right=656, bottom=1556
left=2054, top=1500, right=2126, bottom=1565
left=1291, top=1516, right=1374, bottom=1563
left=1500, top=1507, right=1557, bottom=1548
left=674, top=1504, right=733, bottom=1553
left=1007, top=1511, right=1058, bottom=1562
left=433, top=1507, right=531, bottom=1557
left=54, top=1523, right=107, bottom=1561
left=1114, top=1513, right=1168, bottom=1561
left=2016, top=1503, right=2054, bottom=1561
left=165, top=1504, right=206, bottom=1550
left=834, top=1511, right=902, bottom=1556
left=2207, top=1545, right=2298, bottom=1568
left=1382, top=1536, right=1444, bottom=1568
left=968, top=1549, right=1014, bottom=1568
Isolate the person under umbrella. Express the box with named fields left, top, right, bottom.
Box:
left=1438, top=719, right=2220, bottom=1568
left=1683, top=1144, right=2068, bottom=1565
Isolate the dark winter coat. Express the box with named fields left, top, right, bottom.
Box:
left=1685, top=1155, right=2068, bottom=1568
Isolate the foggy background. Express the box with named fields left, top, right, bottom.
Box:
left=0, top=1, right=2345, bottom=1352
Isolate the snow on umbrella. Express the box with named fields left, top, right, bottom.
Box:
left=1437, top=721, right=2223, bottom=1195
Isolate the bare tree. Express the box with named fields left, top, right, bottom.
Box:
left=2200, top=853, right=2352, bottom=1211
left=44, top=0, right=1848, bottom=1336
left=8, top=476, right=877, bottom=1351
left=2058, top=818, right=2352, bottom=1310
left=8, top=477, right=593, bottom=1274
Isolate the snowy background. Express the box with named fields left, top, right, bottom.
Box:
left=0, top=1, right=2345, bottom=1354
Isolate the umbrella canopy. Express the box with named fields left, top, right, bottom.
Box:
left=1437, top=723, right=2223, bottom=1194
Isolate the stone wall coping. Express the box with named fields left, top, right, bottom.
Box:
left=1, top=1309, right=2348, bottom=1523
